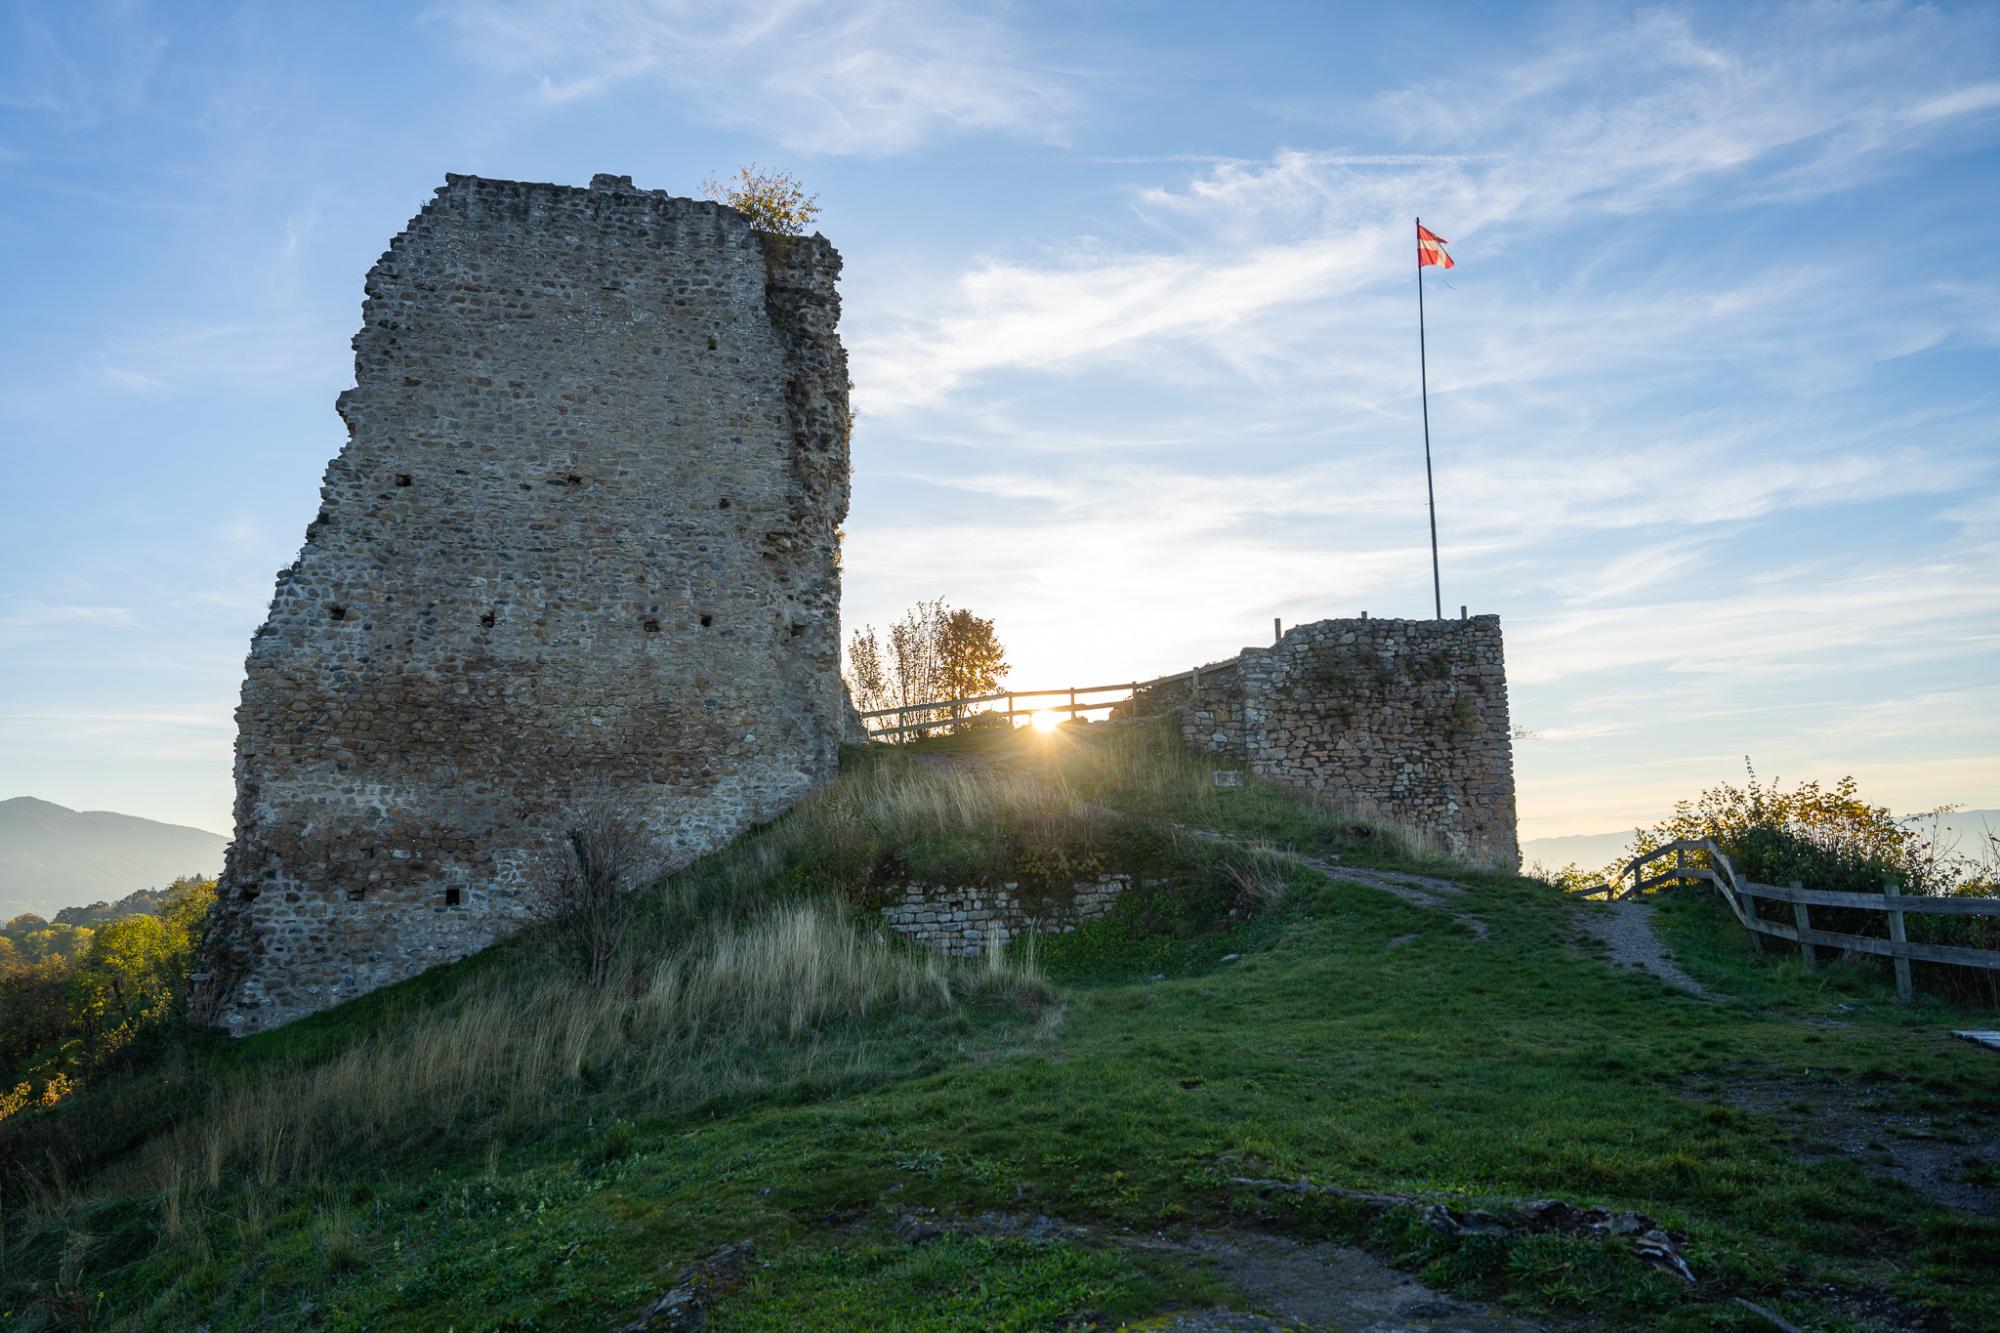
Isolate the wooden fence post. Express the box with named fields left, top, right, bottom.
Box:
left=1791, top=881, right=1817, bottom=969
left=1885, top=879, right=1914, bottom=1002
left=1743, top=872, right=1764, bottom=954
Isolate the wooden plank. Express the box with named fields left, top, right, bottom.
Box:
left=1715, top=850, right=1763, bottom=953
left=865, top=677, right=1195, bottom=722
left=1631, top=867, right=1718, bottom=894
left=1622, top=838, right=1709, bottom=879
left=1885, top=880, right=1914, bottom=1002
left=1735, top=882, right=2000, bottom=915
left=859, top=690, right=1011, bottom=718
left=1792, top=883, right=1816, bottom=969
left=1743, top=915, right=2000, bottom=972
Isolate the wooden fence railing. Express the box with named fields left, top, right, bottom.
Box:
left=1571, top=838, right=2000, bottom=1001
left=859, top=660, right=1241, bottom=740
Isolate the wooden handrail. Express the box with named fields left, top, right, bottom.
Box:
left=858, top=658, right=1244, bottom=730
left=1609, top=836, right=2000, bottom=996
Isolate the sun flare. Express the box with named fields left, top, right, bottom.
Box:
left=1029, top=709, right=1062, bottom=734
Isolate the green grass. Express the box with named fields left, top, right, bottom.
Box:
left=3, top=720, right=1998, bottom=1330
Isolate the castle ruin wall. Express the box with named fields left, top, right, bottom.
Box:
left=1143, top=617, right=1519, bottom=866
left=193, top=172, right=851, bottom=1034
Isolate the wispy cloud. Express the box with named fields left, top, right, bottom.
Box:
left=440, top=0, right=1077, bottom=154
left=0, top=0, right=166, bottom=127
left=94, top=318, right=331, bottom=396
left=0, top=707, right=234, bottom=765
left=849, top=4, right=2000, bottom=412
left=0, top=604, right=136, bottom=649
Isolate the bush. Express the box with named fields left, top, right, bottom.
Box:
left=701, top=164, right=819, bottom=235
left=1619, top=763, right=2000, bottom=1006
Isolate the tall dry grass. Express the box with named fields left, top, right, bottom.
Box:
left=91, top=898, right=1046, bottom=1212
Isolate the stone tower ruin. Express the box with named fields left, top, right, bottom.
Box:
left=193, top=172, right=851, bottom=1034
left=1143, top=616, right=1519, bottom=867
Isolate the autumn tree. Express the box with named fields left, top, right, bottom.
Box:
left=936, top=608, right=1008, bottom=714
left=701, top=164, right=820, bottom=235
left=0, top=875, right=214, bottom=1104
left=845, top=599, right=1010, bottom=737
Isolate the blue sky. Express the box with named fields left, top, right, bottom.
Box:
left=2, top=0, right=1997, bottom=844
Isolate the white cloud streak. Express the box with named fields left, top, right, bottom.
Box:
left=440, top=0, right=1077, bottom=154
left=850, top=4, right=2000, bottom=410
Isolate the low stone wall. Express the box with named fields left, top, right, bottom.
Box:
left=1139, top=616, right=1518, bottom=867
left=1137, top=660, right=1248, bottom=756
left=881, top=875, right=1131, bottom=956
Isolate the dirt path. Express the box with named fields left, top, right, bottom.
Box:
left=1573, top=898, right=1711, bottom=998
left=1165, top=822, right=1491, bottom=941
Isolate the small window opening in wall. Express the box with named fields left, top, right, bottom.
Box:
left=347, top=888, right=365, bottom=902
left=395, top=473, right=412, bottom=487
left=567, top=473, right=583, bottom=487
left=789, top=623, right=806, bottom=638
left=479, top=610, right=496, bottom=628
left=718, top=497, right=732, bottom=509
left=699, top=613, right=714, bottom=628
left=329, top=604, right=347, bottom=622
left=444, top=887, right=463, bottom=907
left=643, top=618, right=661, bottom=633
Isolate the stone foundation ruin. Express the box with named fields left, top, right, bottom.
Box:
left=1141, top=616, right=1519, bottom=866
left=192, top=172, right=851, bottom=1034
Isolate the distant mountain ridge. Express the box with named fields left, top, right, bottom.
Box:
left=1521, top=809, right=2000, bottom=875
left=0, top=797, right=226, bottom=921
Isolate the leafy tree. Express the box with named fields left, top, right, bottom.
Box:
left=0, top=876, right=214, bottom=1116
left=937, top=608, right=1009, bottom=713
left=846, top=628, right=888, bottom=719
left=701, top=164, right=820, bottom=235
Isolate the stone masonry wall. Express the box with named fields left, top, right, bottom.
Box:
left=192, top=172, right=851, bottom=1034
left=881, top=876, right=1132, bottom=956
left=1143, top=617, right=1518, bottom=867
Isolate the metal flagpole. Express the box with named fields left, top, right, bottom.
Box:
left=1416, top=217, right=1442, bottom=620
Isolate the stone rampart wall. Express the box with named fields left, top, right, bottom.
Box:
left=193, top=172, right=851, bottom=1034
left=1141, top=617, right=1518, bottom=866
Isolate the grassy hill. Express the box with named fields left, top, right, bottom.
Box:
left=3, top=724, right=1996, bottom=1330
left=0, top=797, right=225, bottom=921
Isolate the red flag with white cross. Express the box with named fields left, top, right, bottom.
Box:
left=1417, top=222, right=1454, bottom=269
